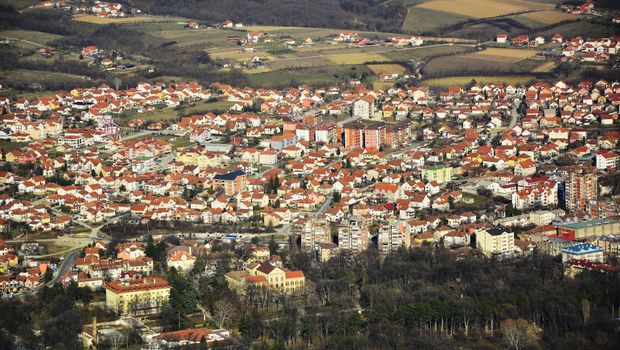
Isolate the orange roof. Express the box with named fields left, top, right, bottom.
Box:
left=285, top=271, right=304, bottom=279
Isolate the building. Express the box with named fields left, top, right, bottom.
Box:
left=378, top=220, right=410, bottom=255
left=166, top=250, right=196, bottom=272
left=477, top=228, right=514, bottom=258
left=338, top=217, right=370, bottom=253
left=212, top=170, right=247, bottom=195
left=105, top=277, right=171, bottom=316
left=556, top=219, right=620, bottom=240
left=561, top=243, right=604, bottom=263
left=300, top=217, right=332, bottom=254
left=225, top=260, right=305, bottom=294
left=352, top=96, right=376, bottom=119
left=565, top=168, right=597, bottom=213
left=422, top=165, right=453, bottom=184
left=155, top=328, right=230, bottom=348
left=596, top=151, right=619, bottom=170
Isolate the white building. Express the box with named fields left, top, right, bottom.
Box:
left=477, top=228, right=514, bottom=258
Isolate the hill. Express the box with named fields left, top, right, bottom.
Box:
left=122, top=0, right=407, bottom=32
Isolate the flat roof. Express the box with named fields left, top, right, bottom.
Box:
left=557, top=220, right=618, bottom=230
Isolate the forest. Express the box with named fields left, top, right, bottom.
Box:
left=122, top=0, right=407, bottom=32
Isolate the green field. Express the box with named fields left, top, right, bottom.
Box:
left=121, top=100, right=235, bottom=125
left=423, top=75, right=536, bottom=86
left=382, top=44, right=476, bottom=61
left=0, top=30, right=64, bottom=46
left=0, top=69, right=88, bottom=86
left=247, top=65, right=370, bottom=88
left=402, top=7, right=471, bottom=33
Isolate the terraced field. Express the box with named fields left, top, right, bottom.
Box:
left=416, top=0, right=552, bottom=19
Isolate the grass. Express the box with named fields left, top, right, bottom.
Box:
left=416, top=0, right=552, bottom=19
left=0, top=69, right=88, bottom=85
left=0, top=141, right=27, bottom=152
left=422, top=54, right=532, bottom=77
left=532, top=61, right=557, bottom=73
left=0, top=30, right=64, bottom=45
left=367, top=64, right=408, bottom=74
left=326, top=52, right=388, bottom=65
left=472, top=48, right=538, bottom=62
left=382, top=44, right=476, bottom=61
left=422, top=75, right=536, bottom=86
left=247, top=65, right=370, bottom=87
left=0, top=0, right=37, bottom=9
left=154, top=135, right=193, bottom=149
left=122, top=100, right=235, bottom=125
left=517, top=10, right=577, bottom=25
left=402, top=6, right=471, bottom=33
left=72, top=14, right=181, bottom=24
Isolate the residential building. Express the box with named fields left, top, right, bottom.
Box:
left=565, top=168, right=597, bottom=213
left=561, top=243, right=604, bottom=263
left=477, top=228, right=514, bottom=258
left=105, top=277, right=171, bottom=316
left=422, top=165, right=453, bottom=184
left=556, top=219, right=620, bottom=240
left=338, top=217, right=369, bottom=253
left=213, top=170, right=247, bottom=195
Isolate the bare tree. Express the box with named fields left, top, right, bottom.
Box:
left=500, top=318, right=532, bottom=350
left=213, top=299, right=235, bottom=329
left=581, top=298, right=591, bottom=324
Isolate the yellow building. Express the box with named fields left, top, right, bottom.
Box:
left=422, top=165, right=453, bottom=184
left=0, top=254, right=18, bottom=273
left=477, top=228, right=514, bottom=258
left=225, top=261, right=305, bottom=294
left=105, top=277, right=171, bottom=316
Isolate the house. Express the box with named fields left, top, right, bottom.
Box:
left=596, top=151, right=619, bottom=170
left=496, top=34, right=508, bottom=44
left=422, top=165, right=453, bottom=184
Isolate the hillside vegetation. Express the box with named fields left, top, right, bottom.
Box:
left=123, top=0, right=407, bottom=32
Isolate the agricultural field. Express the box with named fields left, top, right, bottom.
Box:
left=421, top=48, right=541, bottom=78
left=72, top=14, right=181, bottom=24
left=0, top=30, right=63, bottom=46
left=247, top=65, right=370, bottom=88
left=381, top=44, right=476, bottom=61
left=422, top=75, right=536, bottom=86
left=122, top=100, right=235, bottom=125
left=516, top=10, right=578, bottom=26
left=416, top=0, right=553, bottom=19
left=367, top=64, right=408, bottom=75
left=471, top=47, right=538, bottom=63
left=326, top=52, right=388, bottom=65
left=0, top=69, right=89, bottom=86
left=402, top=7, right=472, bottom=33
left=532, top=61, right=558, bottom=73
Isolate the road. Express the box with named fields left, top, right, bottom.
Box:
left=47, top=249, right=79, bottom=286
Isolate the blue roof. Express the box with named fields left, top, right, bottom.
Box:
left=213, top=170, right=246, bottom=181
left=561, top=243, right=603, bottom=254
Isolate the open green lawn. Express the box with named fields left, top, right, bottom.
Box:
left=382, top=44, right=476, bottom=61
left=0, top=30, right=64, bottom=46
left=0, top=141, right=27, bottom=152
left=248, top=65, right=370, bottom=87
left=154, top=135, right=193, bottom=149
left=423, top=75, right=536, bottom=87
left=0, top=69, right=88, bottom=86
left=0, top=0, right=38, bottom=9
left=121, top=100, right=235, bottom=125
left=402, top=6, right=471, bottom=33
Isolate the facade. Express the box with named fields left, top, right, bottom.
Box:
left=477, top=228, right=514, bottom=258
left=565, top=169, right=597, bottom=213
left=378, top=220, right=410, bottom=255
left=561, top=243, right=604, bottom=263
left=300, top=217, right=331, bottom=254
left=105, top=277, right=171, bottom=316
left=556, top=219, right=620, bottom=240
left=596, top=151, right=619, bottom=170
left=338, top=217, right=370, bottom=253
left=167, top=250, right=196, bottom=272
left=225, top=260, right=305, bottom=294
left=212, top=170, right=247, bottom=195
left=422, top=165, right=453, bottom=184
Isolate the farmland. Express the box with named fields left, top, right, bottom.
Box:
left=517, top=10, right=578, bottom=25
left=367, top=64, right=408, bottom=75
left=421, top=47, right=543, bottom=78
left=402, top=7, right=471, bottom=33
left=415, top=0, right=553, bottom=19
left=247, top=65, right=371, bottom=88
left=422, top=75, right=536, bottom=86
left=0, top=30, right=63, bottom=46
left=72, top=14, right=181, bottom=24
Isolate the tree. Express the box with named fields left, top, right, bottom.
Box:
left=500, top=318, right=532, bottom=350
left=269, top=235, right=278, bottom=256
left=212, top=299, right=235, bottom=329
left=44, top=266, right=54, bottom=282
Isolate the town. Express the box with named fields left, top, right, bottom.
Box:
left=0, top=0, right=620, bottom=349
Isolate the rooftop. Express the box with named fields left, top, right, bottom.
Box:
left=557, top=219, right=618, bottom=230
